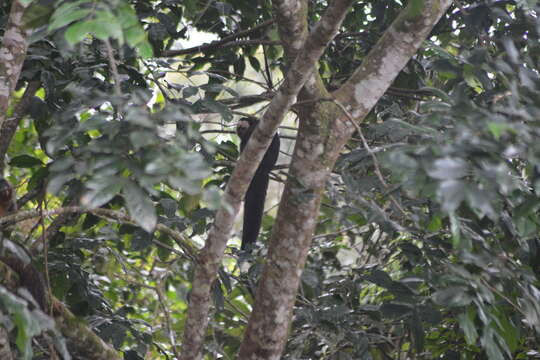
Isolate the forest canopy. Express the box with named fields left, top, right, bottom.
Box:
left=1, top=0, right=540, bottom=359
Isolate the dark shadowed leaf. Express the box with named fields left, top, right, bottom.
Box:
left=10, top=155, right=43, bottom=168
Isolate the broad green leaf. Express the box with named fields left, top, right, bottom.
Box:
left=9, top=155, right=43, bottom=168
left=64, top=21, right=94, bottom=45
left=427, top=157, right=468, bottom=180
left=80, top=177, right=124, bottom=208
left=438, top=180, right=465, bottom=213
left=458, top=309, right=478, bottom=344
left=433, top=286, right=472, bottom=306
left=123, top=181, right=157, bottom=233
left=48, top=8, right=92, bottom=31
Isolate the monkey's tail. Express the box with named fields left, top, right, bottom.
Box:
left=241, top=168, right=271, bottom=251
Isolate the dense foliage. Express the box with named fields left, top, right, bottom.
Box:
left=1, top=0, right=540, bottom=359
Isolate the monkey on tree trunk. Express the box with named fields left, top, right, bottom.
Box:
left=0, top=177, right=47, bottom=310
left=236, top=117, right=280, bottom=252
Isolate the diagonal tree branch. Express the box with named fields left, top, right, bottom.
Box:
left=238, top=1, right=453, bottom=358
left=333, top=2, right=452, bottom=128
left=179, top=1, right=355, bottom=359
left=271, top=0, right=309, bottom=61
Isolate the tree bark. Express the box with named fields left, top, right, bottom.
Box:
left=52, top=299, right=122, bottom=360
left=0, top=326, right=13, bottom=360
left=0, top=0, right=32, bottom=129
left=238, top=1, right=453, bottom=358
left=179, top=1, right=355, bottom=359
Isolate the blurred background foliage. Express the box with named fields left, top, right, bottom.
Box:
left=1, top=0, right=540, bottom=359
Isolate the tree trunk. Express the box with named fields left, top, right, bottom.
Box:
left=0, top=0, right=31, bottom=129
left=238, top=1, right=453, bottom=358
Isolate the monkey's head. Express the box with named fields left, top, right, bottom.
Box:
left=236, top=117, right=257, bottom=142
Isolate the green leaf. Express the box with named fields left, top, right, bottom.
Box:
left=198, top=99, right=233, bottom=121
left=410, top=308, right=425, bottom=354
left=380, top=302, right=413, bottom=319
left=131, top=228, right=153, bottom=251
left=487, top=122, right=511, bottom=139
left=183, top=86, right=199, bottom=98
left=248, top=56, right=261, bottom=72
left=159, top=198, right=177, bottom=218
left=123, top=181, right=157, bottom=233
left=427, top=215, right=442, bottom=231
left=427, top=157, right=468, bottom=180
left=433, top=286, right=472, bottom=306
left=64, top=16, right=122, bottom=44
left=94, top=12, right=123, bottom=41
left=80, top=177, right=124, bottom=209
left=47, top=172, right=75, bottom=195
left=458, top=309, right=478, bottom=344
left=9, top=155, right=43, bottom=168
left=64, top=21, right=93, bottom=45
left=438, top=180, right=465, bottom=213
left=365, top=269, right=393, bottom=288
left=53, top=0, right=90, bottom=20
left=0, top=286, right=61, bottom=360
left=137, top=40, right=153, bottom=58
left=465, top=187, right=495, bottom=219
left=48, top=8, right=92, bottom=31
left=156, top=233, right=173, bottom=260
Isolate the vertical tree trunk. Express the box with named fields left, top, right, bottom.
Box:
left=0, top=0, right=31, bottom=123
left=239, top=1, right=453, bottom=358
left=179, top=1, right=355, bottom=358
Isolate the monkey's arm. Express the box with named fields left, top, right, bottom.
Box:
left=237, top=118, right=280, bottom=251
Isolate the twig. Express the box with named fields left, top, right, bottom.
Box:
left=479, top=278, right=525, bottom=316
left=156, top=278, right=180, bottom=358
left=312, top=224, right=360, bottom=240
left=105, top=39, right=121, bottom=96
left=192, top=0, right=214, bottom=27
left=163, top=20, right=276, bottom=57
left=333, top=99, right=407, bottom=215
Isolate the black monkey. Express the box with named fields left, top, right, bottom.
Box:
left=236, top=117, right=280, bottom=251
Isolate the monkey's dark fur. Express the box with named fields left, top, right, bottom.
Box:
left=237, top=117, right=280, bottom=251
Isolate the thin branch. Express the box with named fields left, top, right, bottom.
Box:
left=105, top=39, right=122, bottom=96
left=312, top=224, right=360, bottom=240
left=333, top=99, right=407, bottom=215
left=163, top=19, right=276, bottom=57
left=156, top=277, right=180, bottom=358
left=192, top=0, right=214, bottom=27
